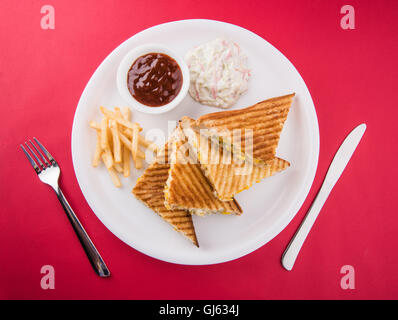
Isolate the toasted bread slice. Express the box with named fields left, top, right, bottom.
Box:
left=181, top=116, right=290, bottom=201
left=165, top=127, right=242, bottom=215
left=196, top=93, right=294, bottom=163
left=199, top=155, right=290, bottom=201
left=132, top=143, right=199, bottom=247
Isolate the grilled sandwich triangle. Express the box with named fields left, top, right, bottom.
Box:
left=195, top=93, right=295, bottom=164
left=164, top=126, right=242, bottom=215
left=180, top=115, right=290, bottom=201
left=132, top=142, right=199, bottom=247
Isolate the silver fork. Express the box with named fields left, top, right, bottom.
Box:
left=20, top=137, right=110, bottom=277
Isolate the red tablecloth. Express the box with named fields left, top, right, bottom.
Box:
left=1, top=0, right=397, bottom=299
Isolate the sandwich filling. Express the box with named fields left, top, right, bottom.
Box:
left=180, top=116, right=291, bottom=201
left=164, top=126, right=243, bottom=215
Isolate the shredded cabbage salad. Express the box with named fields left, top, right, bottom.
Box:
left=185, top=38, right=251, bottom=109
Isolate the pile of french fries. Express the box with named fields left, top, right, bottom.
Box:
left=90, top=106, right=157, bottom=187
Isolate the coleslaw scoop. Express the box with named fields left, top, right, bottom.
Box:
left=185, top=38, right=251, bottom=109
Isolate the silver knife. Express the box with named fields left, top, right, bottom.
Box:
left=281, top=123, right=367, bottom=271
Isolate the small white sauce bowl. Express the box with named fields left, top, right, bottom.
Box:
left=117, top=44, right=190, bottom=115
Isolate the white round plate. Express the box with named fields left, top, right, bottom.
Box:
left=71, top=19, right=319, bottom=265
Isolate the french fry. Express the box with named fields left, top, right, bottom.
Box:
left=121, top=107, right=130, bottom=121
left=100, top=106, right=114, bottom=118
left=92, top=130, right=101, bottom=167
left=101, top=153, right=121, bottom=188
left=91, top=106, right=154, bottom=188
left=89, top=121, right=101, bottom=130
left=100, top=117, right=108, bottom=150
left=119, top=133, right=145, bottom=159
left=123, top=128, right=144, bottom=138
left=131, top=123, right=139, bottom=162
left=103, top=147, right=114, bottom=169
left=135, top=157, right=143, bottom=169
left=118, top=132, right=131, bottom=148
left=142, top=138, right=158, bottom=152
left=115, top=117, right=141, bottom=130
left=114, top=162, right=123, bottom=173
left=123, top=128, right=133, bottom=138
left=114, top=107, right=123, bottom=120
left=110, top=119, right=122, bottom=163
left=123, top=145, right=130, bottom=177
left=107, top=126, right=114, bottom=151
left=123, top=128, right=157, bottom=152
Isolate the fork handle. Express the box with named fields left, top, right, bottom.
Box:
left=55, top=187, right=110, bottom=277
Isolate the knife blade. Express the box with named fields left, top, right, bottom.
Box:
left=281, top=123, right=367, bottom=271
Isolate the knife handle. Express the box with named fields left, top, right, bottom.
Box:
left=281, top=188, right=330, bottom=271
left=281, top=123, right=366, bottom=271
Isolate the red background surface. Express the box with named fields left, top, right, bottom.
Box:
left=0, top=0, right=397, bottom=300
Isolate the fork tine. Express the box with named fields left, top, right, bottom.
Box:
left=34, top=137, right=56, bottom=164
left=25, top=142, right=45, bottom=170
left=20, top=144, right=41, bottom=174
left=30, top=139, right=50, bottom=166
